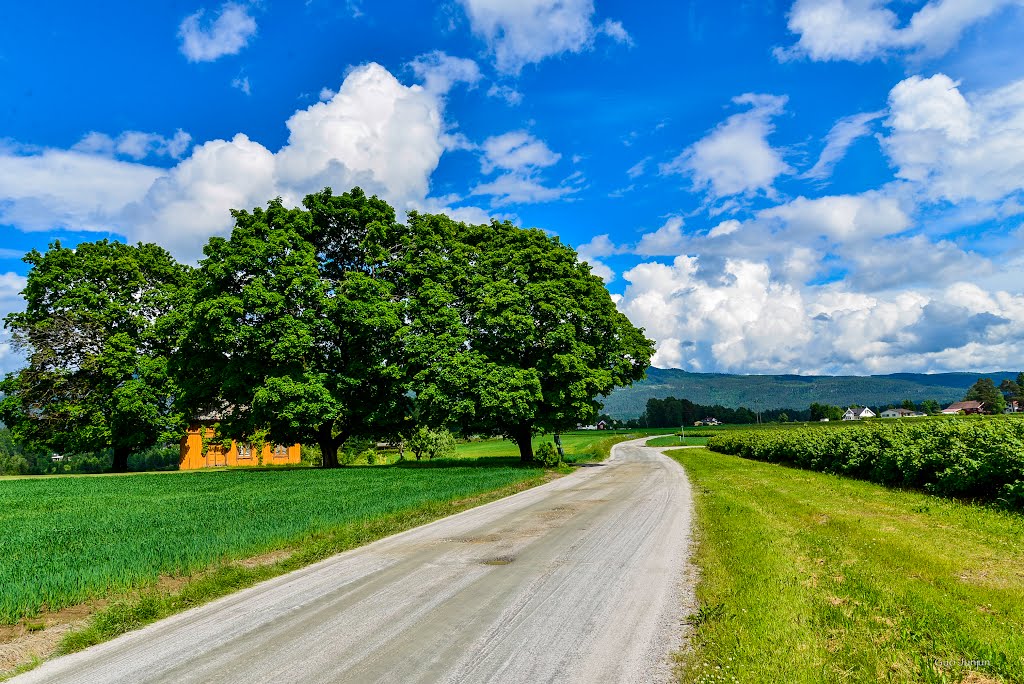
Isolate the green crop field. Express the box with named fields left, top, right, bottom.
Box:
left=670, top=447, right=1024, bottom=684
left=0, top=463, right=544, bottom=624
left=645, top=435, right=709, bottom=447
left=706, top=416, right=1024, bottom=508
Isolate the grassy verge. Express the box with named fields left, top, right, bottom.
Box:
left=669, top=447, right=1024, bottom=684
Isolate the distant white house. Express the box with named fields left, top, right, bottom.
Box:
left=842, top=407, right=876, bottom=421
left=880, top=408, right=925, bottom=418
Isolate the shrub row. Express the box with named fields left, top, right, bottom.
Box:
left=706, top=418, right=1024, bottom=509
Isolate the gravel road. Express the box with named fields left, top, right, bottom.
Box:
left=13, top=438, right=695, bottom=684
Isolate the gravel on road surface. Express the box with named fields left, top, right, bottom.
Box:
left=12, top=438, right=695, bottom=684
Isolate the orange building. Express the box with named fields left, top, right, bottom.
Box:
left=179, top=425, right=301, bottom=470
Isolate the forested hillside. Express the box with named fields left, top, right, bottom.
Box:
left=601, top=368, right=1019, bottom=418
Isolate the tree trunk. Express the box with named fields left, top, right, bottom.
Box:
left=513, top=423, right=534, bottom=463
left=111, top=445, right=130, bottom=473
left=318, top=426, right=344, bottom=469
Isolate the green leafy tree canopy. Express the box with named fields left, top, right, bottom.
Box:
left=402, top=213, right=654, bottom=461
left=172, top=188, right=409, bottom=468
left=0, top=240, right=191, bottom=472
left=964, top=377, right=1006, bottom=414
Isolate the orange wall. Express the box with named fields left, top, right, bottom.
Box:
left=179, top=426, right=301, bottom=470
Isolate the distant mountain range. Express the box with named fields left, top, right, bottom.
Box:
left=600, top=368, right=1019, bottom=418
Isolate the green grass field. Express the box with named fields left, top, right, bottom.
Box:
left=0, top=463, right=547, bottom=624
left=669, top=447, right=1024, bottom=684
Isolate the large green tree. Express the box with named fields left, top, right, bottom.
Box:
left=172, top=188, right=408, bottom=468
left=999, top=372, right=1024, bottom=409
left=402, top=213, right=654, bottom=461
left=809, top=402, right=843, bottom=421
left=0, top=240, right=191, bottom=472
left=964, top=377, right=1005, bottom=414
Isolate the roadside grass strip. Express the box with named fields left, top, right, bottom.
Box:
left=669, top=448, right=1024, bottom=684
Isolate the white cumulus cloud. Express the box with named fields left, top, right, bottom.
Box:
left=471, top=130, right=575, bottom=206
left=408, top=51, right=482, bottom=95
left=617, top=254, right=1024, bottom=375
left=457, top=0, right=628, bottom=73
left=775, top=0, right=1021, bottom=63
left=635, top=217, right=687, bottom=256
left=574, top=233, right=626, bottom=283
left=0, top=63, right=490, bottom=262
left=73, top=130, right=193, bottom=160
left=758, top=191, right=911, bottom=242
left=178, top=2, right=257, bottom=63
left=479, top=131, right=560, bottom=173
left=660, top=93, right=791, bottom=200
left=881, top=73, right=1024, bottom=204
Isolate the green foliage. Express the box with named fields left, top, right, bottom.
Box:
left=0, top=464, right=543, bottom=624
left=535, top=441, right=561, bottom=467
left=338, top=437, right=375, bottom=465
left=0, top=450, right=29, bottom=476
left=299, top=444, right=322, bottom=467
left=402, top=212, right=653, bottom=461
left=172, top=189, right=409, bottom=468
left=809, top=402, right=843, bottom=421
left=407, top=426, right=457, bottom=461
left=0, top=240, right=191, bottom=472
left=127, top=445, right=180, bottom=472
left=707, top=417, right=1024, bottom=508
left=0, top=429, right=32, bottom=475
left=965, top=376, right=1006, bottom=414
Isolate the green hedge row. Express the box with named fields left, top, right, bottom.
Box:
left=706, top=418, right=1024, bottom=509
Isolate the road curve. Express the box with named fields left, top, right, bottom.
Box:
left=14, top=439, right=695, bottom=684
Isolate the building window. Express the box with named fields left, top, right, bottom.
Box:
left=273, top=444, right=287, bottom=459
left=238, top=444, right=253, bottom=460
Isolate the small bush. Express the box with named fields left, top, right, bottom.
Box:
left=536, top=442, right=561, bottom=467
left=408, top=427, right=457, bottom=461
left=300, top=444, right=322, bottom=467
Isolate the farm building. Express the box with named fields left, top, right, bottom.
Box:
left=941, top=400, right=984, bottom=415
left=842, top=407, right=876, bottom=420
left=179, top=418, right=301, bottom=470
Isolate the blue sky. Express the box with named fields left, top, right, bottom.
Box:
left=2, top=0, right=1024, bottom=376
